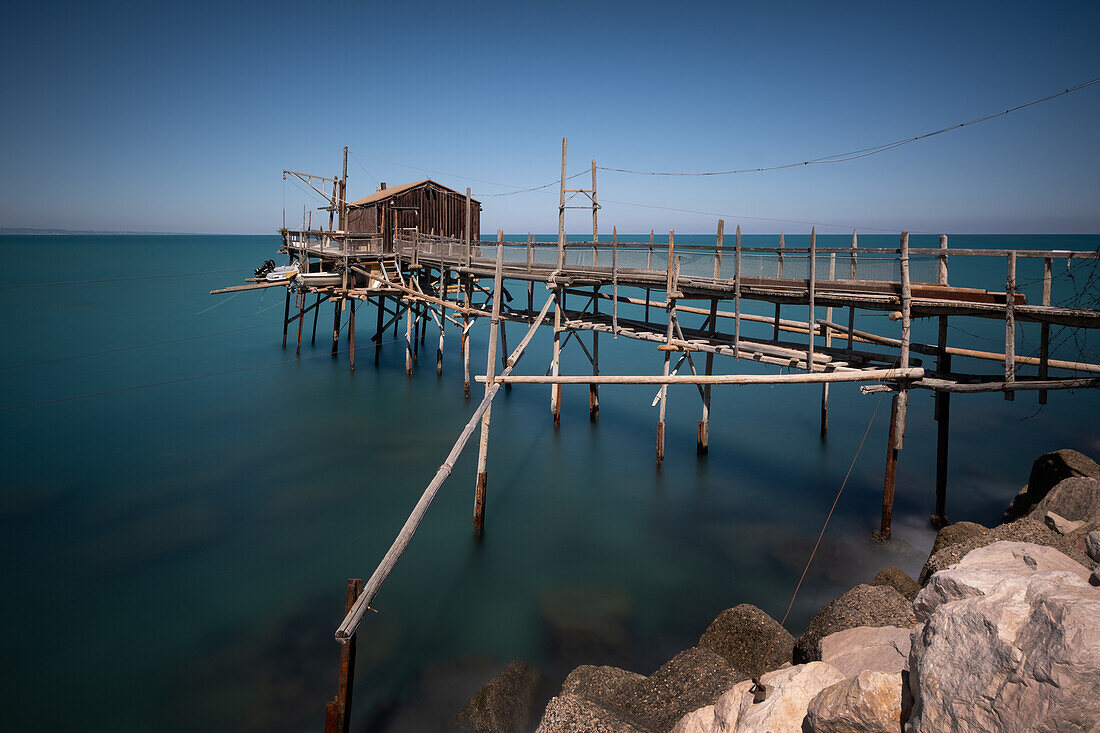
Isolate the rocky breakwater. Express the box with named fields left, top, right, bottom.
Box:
left=454, top=449, right=1100, bottom=732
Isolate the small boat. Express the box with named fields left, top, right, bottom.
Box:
left=295, top=271, right=343, bottom=287
left=265, top=264, right=300, bottom=281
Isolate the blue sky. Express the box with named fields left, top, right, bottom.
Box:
left=1, top=1, right=1097, bottom=234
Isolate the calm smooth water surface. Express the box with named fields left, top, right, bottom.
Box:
left=1, top=234, right=1097, bottom=731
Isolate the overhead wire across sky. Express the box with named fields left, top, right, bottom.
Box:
left=289, top=76, right=1099, bottom=233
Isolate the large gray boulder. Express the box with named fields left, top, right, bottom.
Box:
left=696, top=604, right=793, bottom=675
left=794, top=585, right=915, bottom=664
left=914, top=540, right=1092, bottom=621
left=869, top=566, right=920, bottom=601
left=1002, top=448, right=1100, bottom=523
left=918, top=517, right=1091, bottom=584
left=535, top=694, right=643, bottom=733
left=908, top=545, right=1100, bottom=732
left=1031, top=476, right=1100, bottom=528
left=453, top=661, right=545, bottom=733
left=558, top=665, right=644, bottom=709
left=1086, top=530, right=1100, bottom=563
left=804, top=670, right=905, bottom=733
left=819, top=626, right=910, bottom=678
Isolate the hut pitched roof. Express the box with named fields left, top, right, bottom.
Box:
left=346, top=179, right=478, bottom=207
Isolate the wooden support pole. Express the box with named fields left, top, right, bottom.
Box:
left=480, top=368, right=925, bottom=386
left=437, top=269, right=446, bottom=376
left=807, top=227, right=816, bottom=370
left=463, top=277, right=472, bottom=398
left=848, top=229, right=858, bottom=350
left=821, top=252, right=836, bottom=438
left=699, top=219, right=722, bottom=455
left=774, top=231, right=784, bottom=341
left=648, top=229, right=654, bottom=270
left=323, top=577, right=362, bottom=733
left=474, top=239, right=504, bottom=536
left=557, top=138, right=567, bottom=272
left=282, top=286, right=291, bottom=348
left=879, top=392, right=903, bottom=540
left=591, top=284, right=599, bottom=420
left=657, top=242, right=676, bottom=467
left=1040, top=257, right=1052, bottom=405
left=734, top=224, right=742, bottom=358
left=880, top=232, right=911, bottom=540
left=312, top=293, right=321, bottom=345
left=612, top=227, right=619, bottom=336
left=932, top=316, right=951, bottom=529
left=295, top=291, right=305, bottom=356
left=332, top=298, right=343, bottom=357
left=405, top=299, right=414, bottom=376
left=336, top=294, right=555, bottom=643
left=551, top=289, right=562, bottom=427
left=527, top=234, right=534, bottom=314
left=1005, top=251, right=1016, bottom=401
left=375, top=295, right=385, bottom=365
left=349, top=300, right=356, bottom=372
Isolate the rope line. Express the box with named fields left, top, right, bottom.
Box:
left=599, top=77, right=1100, bottom=176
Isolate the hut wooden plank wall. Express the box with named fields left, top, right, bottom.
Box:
left=341, top=180, right=481, bottom=252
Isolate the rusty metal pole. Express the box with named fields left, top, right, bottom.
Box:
left=324, top=578, right=363, bottom=733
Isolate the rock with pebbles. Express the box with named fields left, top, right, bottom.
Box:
left=918, top=517, right=1090, bottom=584
left=908, top=546, right=1100, bottom=732
left=913, top=540, right=1092, bottom=621
left=613, top=647, right=744, bottom=733
left=804, top=670, right=904, bottom=733
left=819, top=626, right=910, bottom=677
left=793, top=585, right=915, bottom=664
left=534, top=694, right=644, bottom=733
left=697, top=604, right=793, bottom=675
left=454, top=661, right=546, bottom=733
left=869, top=566, right=920, bottom=601
left=1002, top=448, right=1100, bottom=523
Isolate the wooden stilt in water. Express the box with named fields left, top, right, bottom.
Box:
left=375, top=295, right=384, bottom=365
left=312, top=294, right=321, bottom=345
left=463, top=277, right=472, bottom=399
left=473, top=239, right=504, bottom=536
left=932, top=317, right=951, bottom=528
left=773, top=231, right=784, bottom=340
left=807, top=227, right=816, bottom=369
left=282, top=286, right=291, bottom=348
left=880, top=232, right=912, bottom=540
left=820, top=253, right=836, bottom=438
left=657, top=233, right=675, bottom=466
left=879, top=392, right=903, bottom=540
left=1040, top=257, right=1052, bottom=405
left=590, top=284, right=599, bottom=420
left=295, top=291, right=305, bottom=356
left=699, top=220, right=723, bottom=455
left=349, top=300, right=356, bottom=372
left=323, top=577, right=362, bottom=733
left=405, top=300, right=414, bottom=376
left=552, top=137, right=566, bottom=428
left=848, top=230, right=858, bottom=349
left=437, top=272, right=446, bottom=376
left=1005, top=252, right=1016, bottom=402
left=331, top=298, right=342, bottom=357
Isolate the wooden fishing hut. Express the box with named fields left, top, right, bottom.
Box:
left=342, top=180, right=481, bottom=253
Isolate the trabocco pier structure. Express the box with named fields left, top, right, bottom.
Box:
left=210, top=142, right=1100, bottom=732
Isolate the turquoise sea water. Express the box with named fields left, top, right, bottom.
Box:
left=1, top=234, right=1097, bottom=732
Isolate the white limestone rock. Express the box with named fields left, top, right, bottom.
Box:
left=1044, top=510, right=1085, bottom=535
left=734, top=662, right=846, bottom=733
left=670, top=704, right=716, bottom=733
left=819, top=625, right=910, bottom=677
left=804, top=670, right=903, bottom=733
left=913, top=540, right=1091, bottom=621
left=907, top=556, right=1100, bottom=732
